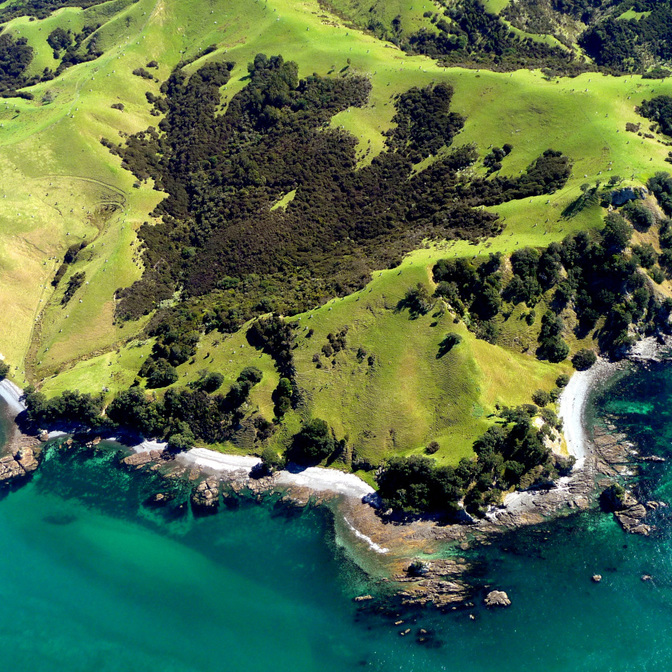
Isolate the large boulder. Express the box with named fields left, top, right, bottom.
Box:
left=191, top=478, right=220, bottom=516
left=0, top=454, right=25, bottom=483
left=17, top=448, right=39, bottom=474
left=484, top=590, right=511, bottom=607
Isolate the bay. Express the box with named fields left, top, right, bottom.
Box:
left=2, top=360, right=672, bottom=671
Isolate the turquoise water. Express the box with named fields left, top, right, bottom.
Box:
left=2, top=363, right=672, bottom=672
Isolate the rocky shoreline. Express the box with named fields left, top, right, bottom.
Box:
left=0, top=337, right=669, bottom=610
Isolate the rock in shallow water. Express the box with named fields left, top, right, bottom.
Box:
left=191, top=478, right=220, bottom=515
left=484, top=590, right=511, bottom=607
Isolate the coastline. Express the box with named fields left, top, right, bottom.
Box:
left=0, top=343, right=661, bottom=603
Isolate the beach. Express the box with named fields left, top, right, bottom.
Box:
left=0, top=379, right=26, bottom=417
left=558, top=358, right=621, bottom=467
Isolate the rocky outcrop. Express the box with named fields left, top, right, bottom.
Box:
left=16, top=447, right=39, bottom=474
left=614, top=503, right=651, bottom=536
left=191, top=478, right=220, bottom=515
left=484, top=590, right=511, bottom=607
left=600, top=485, right=653, bottom=535
left=121, top=450, right=172, bottom=470
left=592, top=426, right=637, bottom=475
left=394, top=558, right=471, bottom=608
left=0, top=442, right=41, bottom=486
left=0, top=454, right=26, bottom=483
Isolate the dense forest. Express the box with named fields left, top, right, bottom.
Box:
left=108, top=54, right=571, bottom=329
left=22, top=366, right=265, bottom=449
left=638, top=95, right=672, bottom=137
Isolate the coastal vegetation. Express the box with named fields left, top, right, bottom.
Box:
left=2, top=0, right=672, bottom=516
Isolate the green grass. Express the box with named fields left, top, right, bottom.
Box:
left=617, top=10, right=651, bottom=21
left=270, top=189, right=296, bottom=211
left=483, top=0, right=511, bottom=12
left=3, top=0, right=672, bottom=468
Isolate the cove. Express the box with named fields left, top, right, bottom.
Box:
left=3, top=358, right=672, bottom=671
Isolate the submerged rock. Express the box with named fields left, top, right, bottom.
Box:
left=145, top=492, right=176, bottom=507
left=484, top=590, right=511, bottom=607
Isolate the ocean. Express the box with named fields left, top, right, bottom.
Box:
left=1, top=360, right=672, bottom=671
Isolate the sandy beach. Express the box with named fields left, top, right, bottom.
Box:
left=176, top=445, right=376, bottom=500
left=0, top=379, right=26, bottom=417
left=557, top=359, right=619, bottom=466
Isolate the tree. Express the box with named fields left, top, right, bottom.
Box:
left=401, top=283, right=433, bottom=317
left=193, top=371, right=224, bottom=393
left=437, top=332, right=462, bottom=357
left=167, top=430, right=194, bottom=452
left=572, top=348, right=597, bottom=370
left=539, top=336, right=569, bottom=363
left=290, top=418, right=335, bottom=464
left=601, top=212, right=632, bottom=253
left=555, top=373, right=570, bottom=388
left=107, top=388, right=162, bottom=436
left=146, top=360, right=178, bottom=388
left=272, top=377, right=293, bottom=418
left=239, top=366, right=263, bottom=384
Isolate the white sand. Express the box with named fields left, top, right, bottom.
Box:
left=276, top=466, right=376, bottom=500
left=177, top=447, right=261, bottom=473
left=169, top=444, right=375, bottom=500
left=0, top=379, right=26, bottom=417
left=558, top=358, right=618, bottom=466
left=132, top=439, right=168, bottom=453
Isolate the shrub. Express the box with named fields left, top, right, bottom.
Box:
left=425, top=441, right=440, bottom=455
left=532, top=389, right=550, bottom=407
left=572, top=349, right=597, bottom=371
left=260, top=445, right=285, bottom=474
left=555, top=373, right=570, bottom=388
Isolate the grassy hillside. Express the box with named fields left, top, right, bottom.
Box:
left=3, top=0, right=672, bottom=473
